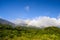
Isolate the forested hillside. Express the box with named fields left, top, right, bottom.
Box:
left=0, top=24, right=60, bottom=40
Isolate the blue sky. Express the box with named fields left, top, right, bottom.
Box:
left=0, top=0, right=60, bottom=20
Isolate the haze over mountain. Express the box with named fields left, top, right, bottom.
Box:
left=0, top=16, right=60, bottom=28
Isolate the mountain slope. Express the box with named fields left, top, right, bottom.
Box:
left=0, top=24, right=60, bottom=40
left=0, top=18, right=15, bottom=26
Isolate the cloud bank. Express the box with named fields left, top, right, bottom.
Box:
left=13, top=16, right=60, bottom=28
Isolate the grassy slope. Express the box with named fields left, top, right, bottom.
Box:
left=0, top=24, right=60, bottom=40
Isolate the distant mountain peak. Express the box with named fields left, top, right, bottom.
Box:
left=0, top=18, right=15, bottom=26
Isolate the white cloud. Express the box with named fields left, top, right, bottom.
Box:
left=25, top=5, right=30, bottom=12
left=13, top=16, right=60, bottom=28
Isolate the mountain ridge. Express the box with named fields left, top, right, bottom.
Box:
left=0, top=18, right=15, bottom=26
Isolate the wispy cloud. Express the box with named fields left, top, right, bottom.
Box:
left=13, top=16, right=60, bottom=28
left=57, top=13, right=60, bottom=18
left=25, top=5, right=30, bottom=12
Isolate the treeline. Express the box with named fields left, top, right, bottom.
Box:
left=0, top=24, right=60, bottom=40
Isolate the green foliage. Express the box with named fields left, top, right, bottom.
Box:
left=0, top=24, right=60, bottom=40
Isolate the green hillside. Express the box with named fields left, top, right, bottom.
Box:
left=0, top=24, right=60, bottom=40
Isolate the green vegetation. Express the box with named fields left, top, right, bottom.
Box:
left=0, top=24, right=60, bottom=40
